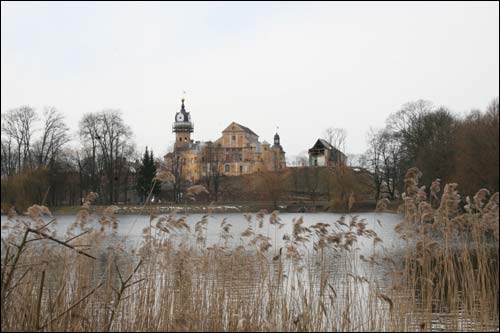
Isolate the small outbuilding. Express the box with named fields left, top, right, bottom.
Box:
left=308, top=139, right=346, bottom=167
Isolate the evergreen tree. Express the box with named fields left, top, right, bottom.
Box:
left=136, top=147, right=161, bottom=203
left=149, top=149, right=161, bottom=199
left=135, top=147, right=149, bottom=203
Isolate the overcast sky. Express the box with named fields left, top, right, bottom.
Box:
left=2, top=1, right=499, bottom=160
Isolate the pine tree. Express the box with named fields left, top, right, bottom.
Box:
left=136, top=147, right=161, bottom=203
left=149, top=150, right=161, bottom=199
left=135, top=147, right=149, bottom=203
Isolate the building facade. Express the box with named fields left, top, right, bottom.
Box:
left=164, top=99, right=286, bottom=183
left=308, top=139, right=346, bottom=167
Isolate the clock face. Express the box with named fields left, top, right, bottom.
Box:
left=176, top=113, right=184, bottom=122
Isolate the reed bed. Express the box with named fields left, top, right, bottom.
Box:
left=1, top=168, right=498, bottom=332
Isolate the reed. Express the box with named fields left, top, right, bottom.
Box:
left=1, top=169, right=498, bottom=331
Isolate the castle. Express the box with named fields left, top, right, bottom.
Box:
left=164, top=98, right=286, bottom=183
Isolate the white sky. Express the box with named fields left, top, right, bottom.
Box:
left=1, top=1, right=499, bottom=160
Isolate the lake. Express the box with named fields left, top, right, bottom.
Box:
left=2, top=211, right=497, bottom=331
left=2, top=211, right=403, bottom=249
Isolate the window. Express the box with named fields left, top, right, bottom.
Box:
left=239, top=165, right=243, bottom=173
left=225, top=164, right=230, bottom=172
left=232, top=135, right=236, bottom=141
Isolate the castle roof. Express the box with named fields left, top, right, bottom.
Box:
left=222, top=122, right=259, bottom=137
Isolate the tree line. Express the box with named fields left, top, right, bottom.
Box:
left=1, top=97, right=498, bottom=210
left=1, top=107, right=161, bottom=210
left=360, top=98, right=499, bottom=200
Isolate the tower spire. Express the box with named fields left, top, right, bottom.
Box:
left=180, top=90, right=187, bottom=111
left=274, top=126, right=280, bottom=146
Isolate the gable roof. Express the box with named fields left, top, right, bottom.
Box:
left=319, top=139, right=333, bottom=150
left=310, top=139, right=333, bottom=151
left=309, top=139, right=347, bottom=162
left=222, top=122, right=258, bottom=137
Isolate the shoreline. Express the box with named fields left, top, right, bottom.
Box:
left=2, top=201, right=400, bottom=216
left=53, top=201, right=380, bottom=215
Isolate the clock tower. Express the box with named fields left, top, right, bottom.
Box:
left=173, top=98, right=194, bottom=149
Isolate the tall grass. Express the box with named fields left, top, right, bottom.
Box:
left=1, top=169, right=498, bottom=332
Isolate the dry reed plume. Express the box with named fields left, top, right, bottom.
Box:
left=1, top=168, right=498, bottom=331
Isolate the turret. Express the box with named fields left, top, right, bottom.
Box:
left=173, top=98, right=194, bottom=149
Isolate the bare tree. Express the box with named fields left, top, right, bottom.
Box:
left=96, top=110, right=133, bottom=203
left=1, top=106, right=75, bottom=207
left=33, top=107, right=70, bottom=167
left=361, top=128, right=384, bottom=201
left=304, top=165, right=321, bottom=204
left=204, top=142, right=224, bottom=202
left=162, top=152, right=185, bottom=203
left=386, top=100, right=434, bottom=134
left=78, top=110, right=133, bottom=204
left=1, top=134, right=17, bottom=176
left=1, top=106, right=37, bottom=172
left=44, top=147, right=80, bottom=206
left=361, top=128, right=403, bottom=201
left=260, top=169, right=287, bottom=210
left=79, top=113, right=102, bottom=197
left=387, top=101, right=456, bottom=189
left=378, top=130, right=403, bottom=200
left=327, top=163, right=355, bottom=211
left=114, top=142, right=136, bottom=203
left=452, top=98, right=499, bottom=194
left=323, top=127, right=347, bottom=151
